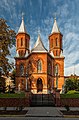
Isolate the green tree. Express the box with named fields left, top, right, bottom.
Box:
left=64, top=77, right=79, bottom=93
left=0, top=18, right=16, bottom=75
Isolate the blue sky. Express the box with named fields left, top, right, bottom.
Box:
left=0, top=0, right=79, bottom=76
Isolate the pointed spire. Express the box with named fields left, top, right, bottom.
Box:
left=18, top=16, right=27, bottom=33
left=34, top=34, right=42, bottom=48
left=51, top=18, right=60, bottom=34
left=32, top=34, right=47, bottom=52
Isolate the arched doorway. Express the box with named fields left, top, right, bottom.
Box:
left=37, top=78, right=43, bottom=93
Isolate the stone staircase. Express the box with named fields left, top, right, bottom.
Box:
left=30, top=94, right=55, bottom=106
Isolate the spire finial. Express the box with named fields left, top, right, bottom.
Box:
left=51, top=13, right=60, bottom=34
left=18, top=12, right=27, bottom=34
left=53, top=12, right=57, bottom=20
left=54, top=12, right=56, bottom=19
left=22, top=12, right=24, bottom=20
left=38, top=27, right=41, bottom=35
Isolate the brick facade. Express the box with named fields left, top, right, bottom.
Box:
left=15, top=18, right=65, bottom=94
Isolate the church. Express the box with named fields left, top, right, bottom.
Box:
left=15, top=17, right=65, bottom=94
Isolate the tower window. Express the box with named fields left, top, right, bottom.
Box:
left=37, top=60, right=42, bottom=73
left=56, top=50, right=58, bottom=56
left=19, top=50, right=24, bottom=56
left=26, top=39, right=29, bottom=48
left=20, top=64, right=24, bottom=75
left=56, top=38, right=58, bottom=46
left=55, top=64, right=58, bottom=75
left=52, top=39, right=53, bottom=47
left=21, top=38, right=23, bottom=46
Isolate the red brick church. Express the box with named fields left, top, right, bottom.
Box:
left=15, top=17, right=64, bottom=94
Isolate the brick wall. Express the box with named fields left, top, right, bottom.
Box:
left=60, top=98, right=79, bottom=107
left=0, top=98, right=30, bottom=107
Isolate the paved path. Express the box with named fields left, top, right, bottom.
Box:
left=0, top=117, right=79, bottom=120
left=1, top=107, right=79, bottom=118
left=24, top=107, right=63, bottom=117
left=57, top=107, right=79, bottom=111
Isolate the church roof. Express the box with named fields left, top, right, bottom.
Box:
left=32, top=34, right=47, bottom=53
left=51, top=18, right=60, bottom=34
left=18, top=17, right=27, bottom=33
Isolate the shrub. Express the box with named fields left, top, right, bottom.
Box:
left=67, top=90, right=79, bottom=94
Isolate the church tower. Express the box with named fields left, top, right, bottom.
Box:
left=49, top=18, right=63, bottom=56
left=15, top=16, right=30, bottom=91
left=16, top=16, right=30, bottom=57
left=49, top=18, right=64, bottom=91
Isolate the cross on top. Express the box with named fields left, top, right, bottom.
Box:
left=22, top=12, right=24, bottom=19
left=38, top=27, right=41, bottom=35
left=53, top=12, right=57, bottom=20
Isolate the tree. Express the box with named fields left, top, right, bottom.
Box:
left=64, top=76, right=79, bottom=93
left=0, top=76, right=5, bottom=93
left=0, top=18, right=16, bottom=75
left=11, top=69, right=16, bottom=84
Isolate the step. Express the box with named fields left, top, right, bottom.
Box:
left=30, top=94, right=55, bottom=106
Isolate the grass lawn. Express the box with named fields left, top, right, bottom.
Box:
left=0, top=92, right=25, bottom=98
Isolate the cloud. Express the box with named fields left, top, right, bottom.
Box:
left=1, top=0, right=79, bottom=76
left=65, top=63, right=79, bottom=76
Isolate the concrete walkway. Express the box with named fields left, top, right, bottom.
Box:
left=24, top=107, right=63, bottom=117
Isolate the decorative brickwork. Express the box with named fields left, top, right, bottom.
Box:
left=15, top=17, right=65, bottom=93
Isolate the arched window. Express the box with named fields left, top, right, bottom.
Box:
left=37, top=60, right=42, bottom=72
left=56, top=38, right=58, bottom=46
left=52, top=39, right=53, bottom=47
left=37, top=78, right=43, bottom=92
left=21, top=50, right=23, bottom=56
left=21, top=38, right=23, bottom=46
left=55, top=64, right=58, bottom=75
left=19, top=50, right=24, bottom=57
left=56, top=50, right=58, bottom=56
left=20, top=64, right=24, bottom=75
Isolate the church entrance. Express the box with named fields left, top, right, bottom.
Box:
left=37, top=78, right=43, bottom=93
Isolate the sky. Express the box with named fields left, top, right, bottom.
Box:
left=0, top=0, right=79, bottom=76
